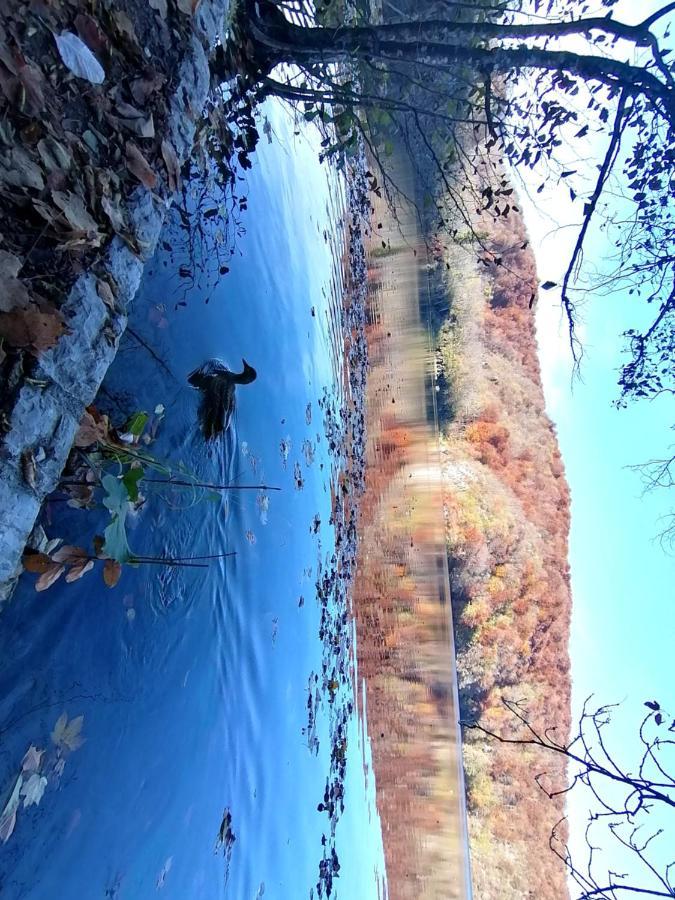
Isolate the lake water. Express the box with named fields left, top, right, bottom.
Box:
left=0, top=102, right=387, bottom=900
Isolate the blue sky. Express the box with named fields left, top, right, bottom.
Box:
left=516, top=0, right=674, bottom=884
left=519, top=0, right=673, bottom=721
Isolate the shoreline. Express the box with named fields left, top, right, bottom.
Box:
left=0, top=0, right=229, bottom=602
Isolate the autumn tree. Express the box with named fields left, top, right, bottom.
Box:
left=216, top=0, right=675, bottom=404
left=465, top=697, right=675, bottom=899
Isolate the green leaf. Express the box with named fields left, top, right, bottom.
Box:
left=122, top=467, right=144, bottom=502
left=123, top=411, right=148, bottom=438
left=101, top=475, right=131, bottom=563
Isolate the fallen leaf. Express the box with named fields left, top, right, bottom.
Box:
left=96, top=277, right=117, bottom=309
left=54, top=32, right=105, bottom=85
left=20, top=449, right=37, bottom=490
left=148, top=0, right=168, bottom=18
left=17, top=60, right=46, bottom=116
left=0, top=146, right=44, bottom=190
left=126, top=141, right=157, bottom=189
left=51, top=190, right=99, bottom=236
left=0, top=250, right=31, bottom=313
left=22, top=552, right=53, bottom=574
left=129, top=71, right=165, bottom=105
left=0, top=305, right=68, bottom=355
left=160, top=139, right=181, bottom=192
left=21, top=774, right=47, bottom=808
left=51, top=713, right=85, bottom=752
left=35, top=563, right=65, bottom=591
left=65, top=559, right=94, bottom=582
left=176, top=0, right=201, bottom=14
left=100, top=194, right=125, bottom=233
left=74, top=409, right=110, bottom=447
left=113, top=11, right=140, bottom=47
left=0, top=809, right=16, bottom=843
left=21, top=746, right=45, bottom=774
left=115, top=101, right=155, bottom=138
left=103, top=558, right=122, bottom=588
left=74, top=13, right=108, bottom=52
left=51, top=545, right=88, bottom=564
left=37, top=137, right=72, bottom=174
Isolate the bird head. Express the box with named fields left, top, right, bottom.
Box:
left=240, top=359, right=257, bottom=384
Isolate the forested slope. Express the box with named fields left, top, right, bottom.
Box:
left=437, top=198, right=572, bottom=900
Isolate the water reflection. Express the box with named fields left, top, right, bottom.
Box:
left=0, top=102, right=385, bottom=899
left=352, top=170, right=472, bottom=899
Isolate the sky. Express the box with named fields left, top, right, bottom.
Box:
left=515, top=0, right=674, bottom=887
left=519, top=0, right=673, bottom=720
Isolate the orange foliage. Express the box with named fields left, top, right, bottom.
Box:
left=441, top=198, right=572, bottom=899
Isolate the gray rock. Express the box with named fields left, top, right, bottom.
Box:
left=0, top=0, right=230, bottom=603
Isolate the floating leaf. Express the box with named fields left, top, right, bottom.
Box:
left=0, top=809, right=17, bottom=844
left=54, top=32, right=105, bottom=85
left=541, top=281, right=558, bottom=291
left=0, top=775, right=22, bottom=843
left=51, top=713, right=85, bottom=752
left=101, top=475, right=132, bottom=563
left=21, top=746, right=44, bottom=774
left=51, top=545, right=88, bottom=564
left=65, top=558, right=94, bottom=583
left=122, top=467, right=144, bottom=502
left=21, top=774, right=47, bottom=809
left=124, top=411, right=149, bottom=438
left=103, top=559, right=122, bottom=588
left=22, top=552, right=53, bottom=574
left=35, top=563, right=65, bottom=592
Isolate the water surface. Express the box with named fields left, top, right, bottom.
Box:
left=0, top=102, right=386, bottom=900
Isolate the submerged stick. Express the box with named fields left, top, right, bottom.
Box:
left=144, top=478, right=281, bottom=491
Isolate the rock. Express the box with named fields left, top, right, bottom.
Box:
left=0, top=0, right=231, bottom=604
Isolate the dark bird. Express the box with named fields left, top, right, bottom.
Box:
left=188, top=358, right=257, bottom=440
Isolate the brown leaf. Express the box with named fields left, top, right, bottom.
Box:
left=20, top=449, right=37, bottom=489
left=0, top=305, right=68, bottom=355
left=125, top=141, right=156, bottom=189
left=161, top=139, right=181, bottom=192
left=51, top=545, right=88, bottom=564
left=22, top=552, right=53, bottom=574
left=74, top=13, right=108, bottom=52
left=74, top=408, right=110, bottom=447
left=103, top=559, right=122, bottom=588
left=36, top=563, right=65, bottom=591
left=129, top=71, right=165, bottom=105
left=17, top=60, right=46, bottom=116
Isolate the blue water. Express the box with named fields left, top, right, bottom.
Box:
left=0, top=102, right=386, bottom=899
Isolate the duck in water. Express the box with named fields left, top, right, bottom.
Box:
left=187, top=358, right=257, bottom=440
